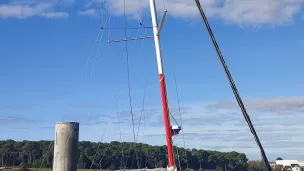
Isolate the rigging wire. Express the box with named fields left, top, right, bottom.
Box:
left=135, top=1, right=144, bottom=27
left=107, top=0, right=112, bottom=50
left=115, top=93, right=125, bottom=169
left=173, top=62, right=188, bottom=168
left=142, top=90, right=154, bottom=168
left=97, top=92, right=125, bottom=170
left=98, top=114, right=122, bottom=169
left=90, top=0, right=107, bottom=82
left=81, top=30, right=102, bottom=76
left=89, top=123, right=109, bottom=170
left=162, top=0, right=167, bottom=10
left=193, top=1, right=272, bottom=171
left=102, top=153, right=125, bottom=170
left=139, top=27, right=147, bottom=52
left=123, top=0, right=136, bottom=148
left=128, top=22, right=144, bottom=58
left=90, top=28, right=104, bottom=82
left=99, top=148, right=122, bottom=169
left=168, top=110, right=179, bottom=126
left=123, top=27, right=149, bottom=169
left=119, top=0, right=151, bottom=169
left=113, top=20, right=149, bottom=171
left=82, top=5, right=111, bottom=78
left=135, top=80, right=148, bottom=142
left=122, top=0, right=139, bottom=169
left=175, top=145, right=182, bottom=171
left=98, top=124, right=119, bottom=169
left=134, top=26, right=151, bottom=169
left=86, top=4, right=113, bottom=168
left=127, top=6, right=147, bottom=62
left=134, top=79, right=149, bottom=168
left=99, top=1, right=150, bottom=169
left=172, top=134, right=183, bottom=171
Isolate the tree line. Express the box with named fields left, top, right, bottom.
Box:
left=0, top=140, right=249, bottom=171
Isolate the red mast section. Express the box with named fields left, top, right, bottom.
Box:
left=149, top=0, right=180, bottom=170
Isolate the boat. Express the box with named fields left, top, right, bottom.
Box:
left=105, top=0, right=272, bottom=171
left=110, top=0, right=181, bottom=170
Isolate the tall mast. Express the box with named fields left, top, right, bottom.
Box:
left=149, top=0, right=176, bottom=170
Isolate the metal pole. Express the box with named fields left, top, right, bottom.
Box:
left=148, top=0, right=175, bottom=170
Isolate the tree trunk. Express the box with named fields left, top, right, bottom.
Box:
left=1, top=154, right=4, bottom=167
left=28, top=152, right=32, bottom=164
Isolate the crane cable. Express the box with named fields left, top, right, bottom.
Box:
left=193, top=1, right=272, bottom=171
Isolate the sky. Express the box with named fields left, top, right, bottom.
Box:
left=0, top=0, right=304, bottom=162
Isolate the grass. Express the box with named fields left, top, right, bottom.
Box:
left=78, top=170, right=111, bottom=171
left=3, top=169, right=111, bottom=171
left=30, top=169, right=111, bottom=171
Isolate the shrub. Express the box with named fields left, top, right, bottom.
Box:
left=18, top=163, right=29, bottom=171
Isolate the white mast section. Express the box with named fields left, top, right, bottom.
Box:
left=149, top=0, right=164, bottom=74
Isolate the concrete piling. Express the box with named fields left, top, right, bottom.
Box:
left=53, top=122, right=79, bottom=171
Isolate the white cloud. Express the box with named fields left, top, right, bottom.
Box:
left=217, top=0, right=304, bottom=25
left=2, top=0, right=303, bottom=24
left=83, top=0, right=304, bottom=26
left=100, top=96, right=304, bottom=160
left=0, top=0, right=70, bottom=19
left=61, top=0, right=75, bottom=6
left=79, top=9, right=99, bottom=16
left=206, top=96, right=304, bottom=115
left=40, top=12, right=69, bottom=18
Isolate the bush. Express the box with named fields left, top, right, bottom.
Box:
left=215, top=166, right=222, bottom=171
left=31, top=160, right=42, bottom=168
left=18, top=163, right=29, bottom=171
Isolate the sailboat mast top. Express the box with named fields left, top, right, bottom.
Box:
left=149, top=0, right=164, bottom=74
left=149, top=0, right=176, bottom=170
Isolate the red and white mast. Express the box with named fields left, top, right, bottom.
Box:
left=104, top=0, right=180, bottom=169
left=149, top=1, right=177, bottom=171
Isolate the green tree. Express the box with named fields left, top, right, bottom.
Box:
left=0, top=140, right=250, bottom=170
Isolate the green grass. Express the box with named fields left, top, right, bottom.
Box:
left=29, top=169, right=51, bottom=171
left=77, top=169, right=110, bottom=171
left=3, top=169, right=111, bottom=171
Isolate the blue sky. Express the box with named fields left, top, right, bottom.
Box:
left=1, top=0, right=304, bottom=161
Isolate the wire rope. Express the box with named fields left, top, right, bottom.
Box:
left=89, top=124, right=109, bottom=170
left=194, top=1, right=272, bottom=170
left=115, top=93, right=125, bottom=169
left=122, top=0, right=140, bottom=169
left=172, top=63, right=188, bottom=168
left=98, top=124, right=119, bottom=169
